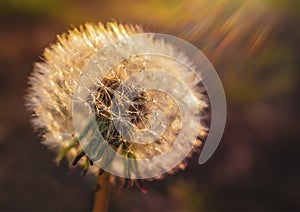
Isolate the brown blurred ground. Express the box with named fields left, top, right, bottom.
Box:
left=0, top=0, right=299, bottom=211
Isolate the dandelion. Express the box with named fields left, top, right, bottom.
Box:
left=26, top=21, right=208, bottom=210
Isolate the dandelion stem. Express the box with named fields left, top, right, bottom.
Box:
left=93, top=172, right=112, bottom=212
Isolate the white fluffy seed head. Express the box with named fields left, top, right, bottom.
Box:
left=26, top=22, right=208, bottom=179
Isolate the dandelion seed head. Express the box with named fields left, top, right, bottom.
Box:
left=26, top=22, right=208, bottom=179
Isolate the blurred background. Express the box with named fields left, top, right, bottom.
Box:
left=0, top=0, right=299, bottom=211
